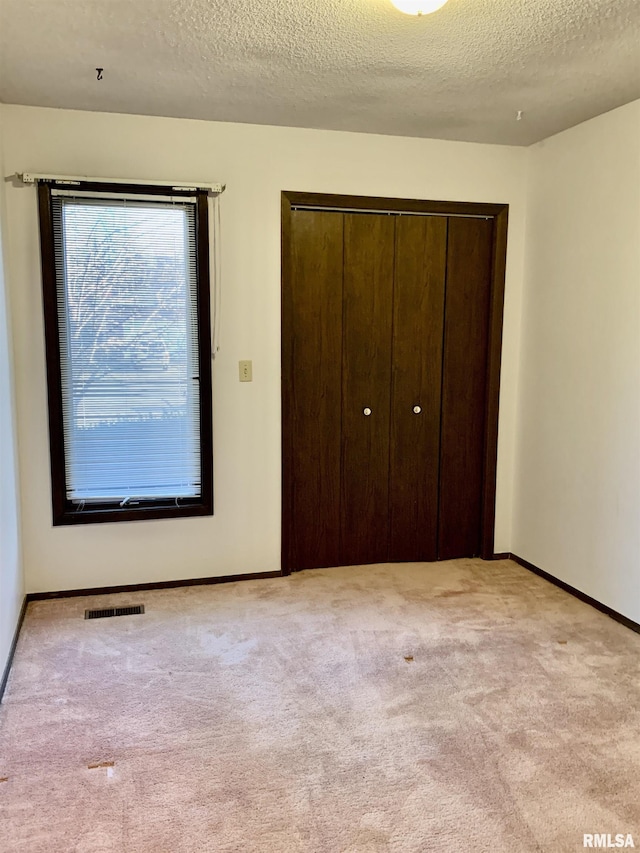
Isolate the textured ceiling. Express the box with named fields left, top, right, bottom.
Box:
left=0, top=0, right=639, bottom=145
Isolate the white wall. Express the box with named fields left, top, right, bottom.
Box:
left=2, top=105, right=528, bottom=593
left=0, top=105, right=24, bottom=679
left=513, top=100, right=640, bottom=622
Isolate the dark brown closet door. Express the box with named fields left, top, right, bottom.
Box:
left=340, top=214, right=395, bottom=566
left=388, top=215, right=447, bottom=562
left=284, top=210, right=344, bottom=570
left=438, top=217, right=494, bottom=559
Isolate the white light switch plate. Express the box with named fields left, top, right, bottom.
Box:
left=239, top=360, right=253, bottom=382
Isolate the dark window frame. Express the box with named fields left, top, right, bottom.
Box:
left=37, top=180, right=213, bottom=526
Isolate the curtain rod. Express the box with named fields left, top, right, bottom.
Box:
left=14, top=173, right=225, bottom=195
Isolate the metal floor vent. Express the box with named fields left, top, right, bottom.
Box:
left=84, top=605, right=145, bottom=620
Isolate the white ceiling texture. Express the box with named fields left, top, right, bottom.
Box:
left=0, top=0, right=639, bottom=145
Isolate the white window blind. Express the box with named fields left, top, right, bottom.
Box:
left=52, top=191, right=201, bottom=503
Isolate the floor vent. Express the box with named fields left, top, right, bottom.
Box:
left=84, top=605, right=145, bottom=620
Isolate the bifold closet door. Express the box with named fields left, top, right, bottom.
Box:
left=438, top=217, right=494, bottom=559
left=283, top=200, right=500, bottom=572
left=285, top=210, right=344, bottom=570
left=388, top=215, right=447, bottom=562
left=340, top=214, right=395, bottom=566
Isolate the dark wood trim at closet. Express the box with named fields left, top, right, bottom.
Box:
left=281, top=193, right=294, bottom=575
left=281, top=191, right=509, bottom=571
left=480, top=206, right=509, bottom=559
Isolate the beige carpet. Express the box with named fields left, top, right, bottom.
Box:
left=1, top=559, right=640, bottom=852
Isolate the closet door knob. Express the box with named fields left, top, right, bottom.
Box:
left=413, top=405, right=422, bottom=414
left=363, top=407, right=372, bottom=416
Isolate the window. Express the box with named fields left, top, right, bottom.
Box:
left=37, top=181, right=213, bottom=525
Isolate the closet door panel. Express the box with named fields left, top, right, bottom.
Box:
left=341, top=214, right=395, bottom=566
left=439, top=217, right=494, bottom=559
left=285, top=210, right=344, bottom=570
left=388, top=216, right=447, bottom=562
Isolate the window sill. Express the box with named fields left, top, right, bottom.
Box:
left=52, top=500, right=213, bottom=526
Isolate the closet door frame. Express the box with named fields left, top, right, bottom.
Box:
left=281, top=191, right=509, bottom=573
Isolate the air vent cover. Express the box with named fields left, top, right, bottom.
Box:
left=85, top=605, right=145, bottom=620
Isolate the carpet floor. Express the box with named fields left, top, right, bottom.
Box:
left=1, top=559, right=640, bottom=852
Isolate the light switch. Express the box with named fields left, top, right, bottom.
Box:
left=239, top=360, right=253, bottom=382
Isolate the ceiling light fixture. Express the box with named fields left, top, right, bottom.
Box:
left=390, top=0, right=449, bottom=15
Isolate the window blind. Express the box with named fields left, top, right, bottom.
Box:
left=52, top=192, right=201, bottom=503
